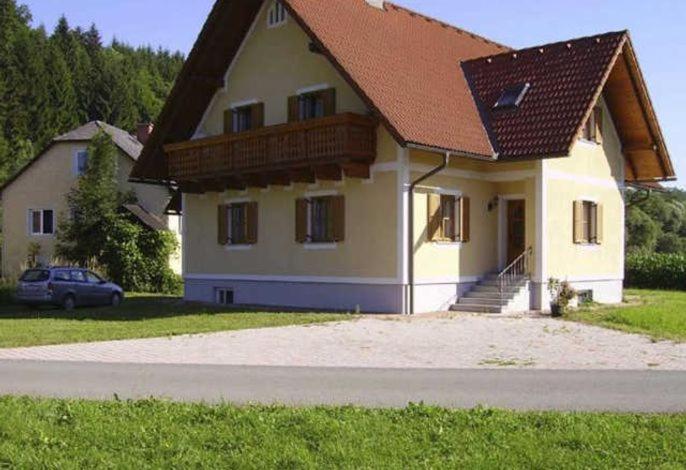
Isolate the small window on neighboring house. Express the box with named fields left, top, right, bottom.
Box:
left=288, top=88, right=336, bottom=122
left=223, top=103, right=264, bottom=134
left=427, top=193, right=470, bottom=243
left=295, top=195, right=345, bottom=244
left=216, top=288, right=234, bottom=305
left=267, top=1, right=287, bottom=28
left=573, top=200, right=603, bottom=245
left=76, top=150, right=89, bottom=176
left=217, top=202, right=258, bottom=246
left=29, top=209, right=54, bottom=236
left=581, top=106, right=603, bottom=144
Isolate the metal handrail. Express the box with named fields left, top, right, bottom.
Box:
left=497, top=247, right=533, bottom=303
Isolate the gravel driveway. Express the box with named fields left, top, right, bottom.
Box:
left=1, top=314, right=685, bottom=370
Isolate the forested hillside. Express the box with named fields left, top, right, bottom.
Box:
left=0, top=0, right=184, bottom=184
left=627, top=189, right=686, bottom=254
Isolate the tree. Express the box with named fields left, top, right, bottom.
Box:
left=626, top=206, right=660, bottom=254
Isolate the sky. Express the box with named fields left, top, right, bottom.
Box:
left=21, top=0, right=686, bottom=187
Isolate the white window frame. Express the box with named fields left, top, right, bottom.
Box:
left=266, top=1, right=287, bottom=28
left=28, top=209, right=55, bottom=236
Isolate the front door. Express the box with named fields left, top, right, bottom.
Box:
left=507, top=200, right=526, bottom=265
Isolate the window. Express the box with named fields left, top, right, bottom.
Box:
left=267, top=1, right=287, bottom=28
left=493, top=83, right=530, bottom=110
left=75, top=150, right=89, bottom=176
left=427, top=194, right=470, bottom=243
left=70, top=270, right=86, bottom=283
left=216, top=288, right=234, bottom=305
left=20, top=270, right=50, bottom=282
left=573, top=200, right=603, bottom=245
left=296, top=195, right=345, bottom=244
left=288, top=88, right=336, bottom=122
left=223, top=103, right=264, bottom=134
left=53, top=271, right=71, bottom=282
left=29, top=209, right=54, bottom=236
left=581, top=106, right=603, bottom=143
left=86, top=271, right=103, bottom=284
left=217, top=202, right=258, bottom=246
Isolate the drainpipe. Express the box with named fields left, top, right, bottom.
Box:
left=407, top=152, right=450, bottom=315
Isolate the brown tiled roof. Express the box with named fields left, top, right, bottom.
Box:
left=462, top=31, right=627, bottom=159
left=284, top=0, right=507, bottom=157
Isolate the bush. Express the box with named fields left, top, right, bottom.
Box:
left=625, top=252, right=686, bottom=290
left=0, top=278, right=16, bottom=304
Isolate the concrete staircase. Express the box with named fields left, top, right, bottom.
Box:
left=450, top=274, right=530, bottom=314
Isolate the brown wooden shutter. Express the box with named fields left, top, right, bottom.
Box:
left=288, top=95, right=300, bottom=123
left=295, top=198, right=308, bottom=243
left=246, top=202, right=258, bottom=244
left=223, top=109, right=234, bottom=134
left=594, top=106, right=603, bottom=144
left=460, top=196, right=471, bottom=243
left=322, top=88, right=336, bottom=116
left=573, top=200, right=584, bottom=244
left=595, top=203, right=603, bottom=245
left=217, top=205, right=229, bottom=245
left=427, top=193, right=441, bottom=242
left=331, top=195, right=345, bottom=242
left=251, top=103, right=264, bottom=129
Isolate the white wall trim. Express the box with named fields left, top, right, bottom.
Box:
left=225, top=245, right=254, bottom=252
left=225, top=197, right=252, bottom=204
left=397, top=145, right=410, bottom=287
left=181, top=193, right=188, bottom=276
left=371, top=161, right=401, bottom=174
left=304, top=189, right=338, bottom=198
left=560, top=274, right=624, bottom=282
left=410, top=164, right=535, bottom=182
left=303, top=243, right=338, bottom=251
left=230, top=98, right=260, bottom=109
left=414, top=186, right=462, bottom=197
left=296, top=83, right=331, bottom=95
left=184, top=273, right=399, bottom=285
left=415, top=275, right=480, bottom=285
left=534, top=160, right=547, bottom=284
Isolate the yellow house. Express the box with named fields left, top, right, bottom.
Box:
left=0, top=121, right=182, bottom=277
left=131, top=0, right=675, bottom=314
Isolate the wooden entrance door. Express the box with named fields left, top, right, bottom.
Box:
left=507, top=200, right=526, bottom=265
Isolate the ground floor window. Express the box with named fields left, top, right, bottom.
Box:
left=29, top=209, right=54, bottom=235
left=296, top=195, right=345, bottom=244
left=574, top=200, right=603, bottom=245
left=217, top=202, right=258, bottom=246
left=215, top=288, right=234, bottom=305
left=427, top=193, right=470, bottom=243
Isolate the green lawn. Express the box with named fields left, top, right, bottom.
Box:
left=0, top=398, right=684, bottom=468
left=567, top=289, right=686, bottom=342
left=0, top=295, right=351, bottom=349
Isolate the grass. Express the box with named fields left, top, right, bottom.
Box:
left=566, top=289, right=686, bottom=343
left=0, top=397, right=684, bottom=468
left=0, top=294, right=351, bottom=349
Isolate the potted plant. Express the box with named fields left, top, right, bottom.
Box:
left=548, top=278, right=577, bottom=317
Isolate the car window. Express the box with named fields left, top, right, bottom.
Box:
left=20, top=270, right=50, bottom=282
left=70, top=271, right=86, bottom=283
left=53, top=271, right=70, bottom=282
left=86, top=272, right=103, bottom=284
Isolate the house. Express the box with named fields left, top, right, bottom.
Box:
left=130, top=0, right=675, bottom=314
left=0, top=121, right=182, bottom=277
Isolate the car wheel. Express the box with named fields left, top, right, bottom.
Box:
left=62, top=295, right=76, bottom=311
left=111, top=293, right=122, bottom=307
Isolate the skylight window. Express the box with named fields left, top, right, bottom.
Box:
left=493, top=83, right=530, bottom=110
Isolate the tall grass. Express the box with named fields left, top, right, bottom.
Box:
left=625, top=252, right=686, bottom=290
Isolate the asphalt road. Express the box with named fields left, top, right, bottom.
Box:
left=1, top=361, right=685, bottom=412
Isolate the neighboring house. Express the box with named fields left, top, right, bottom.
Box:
left=0, top=121, right=182, bottom=277
left=130, top=0, right=675, bottom=314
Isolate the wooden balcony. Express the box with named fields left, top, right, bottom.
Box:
left=164, top=113, right=377, bottom=191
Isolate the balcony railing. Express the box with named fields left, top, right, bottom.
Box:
left=164, top=113, right=377, bottom=182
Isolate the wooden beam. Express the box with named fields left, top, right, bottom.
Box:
left=266, top=171, right=292, bottom=186
left=244, top=174, right=268, bottom=188
left=225, top=177, right=247, bottom=191
left=342, top=162, right=371, bottom=179
left=289, top=168, right=316, bottom=184
left=178, top=182, right=205, bottom=194
left=314, top=164, right=343, bottom=181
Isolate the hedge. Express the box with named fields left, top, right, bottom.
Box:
left=625, top=252, right=686, bottom=290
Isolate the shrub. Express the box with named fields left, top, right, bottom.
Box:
left=625, top=252, right=686, bottom=290
left=0, top=277, right=16, bottom=304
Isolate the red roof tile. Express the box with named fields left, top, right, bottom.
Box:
left=462, top=31, right=627, bottom=158
left=284, top=0, right=507, bottom=157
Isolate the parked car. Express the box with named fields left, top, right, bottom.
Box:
left=15, top=267, right=124, bottom=310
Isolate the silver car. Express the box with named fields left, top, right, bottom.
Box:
left=15, top=268, right=124, bottom=310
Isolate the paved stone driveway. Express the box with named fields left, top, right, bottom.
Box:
left=1, top=314, right=685, bottom=370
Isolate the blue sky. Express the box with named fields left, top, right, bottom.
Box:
left=22, top=0, right=685, bottom=186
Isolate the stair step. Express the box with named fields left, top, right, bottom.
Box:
left=458, top=297, right=509, bottom=306
left=471, top=285, right=522, bottom=295
left=463, top=291, right=516, bottom=300
left=478, top=280, right=528, bottom=288
left=450, top=304, right=503, bottom=314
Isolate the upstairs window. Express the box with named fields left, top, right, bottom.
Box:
left=267, top=1, right=287, bottom=28
left=581, top=106, right=604, bottom=144
left=573, top=200, right=603, bottom=245
left=217, top=202, right=258, bottom=246
left=288, top=88, right=336, bottom=122
left=427, top=194, right=470, bottom=243
left=296, top=196, right=345, bottom=244
left=224, top=103, right=264, bottom=134
left=75, top=150, right=89, bottom=176
left=493, top=83, right=530, bottom=110
left=29, top=209, right=54, bottom=236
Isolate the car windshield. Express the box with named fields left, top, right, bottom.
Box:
left=20, top=270, right=50, bottom=283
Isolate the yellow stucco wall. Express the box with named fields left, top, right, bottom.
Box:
left=196, top=2, right=369, bottom=139
left=544, top=99, right=625, bottom=280
left=1, top=142, right=178, bottom=277
left=184, top=171, right=398, bottom=279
